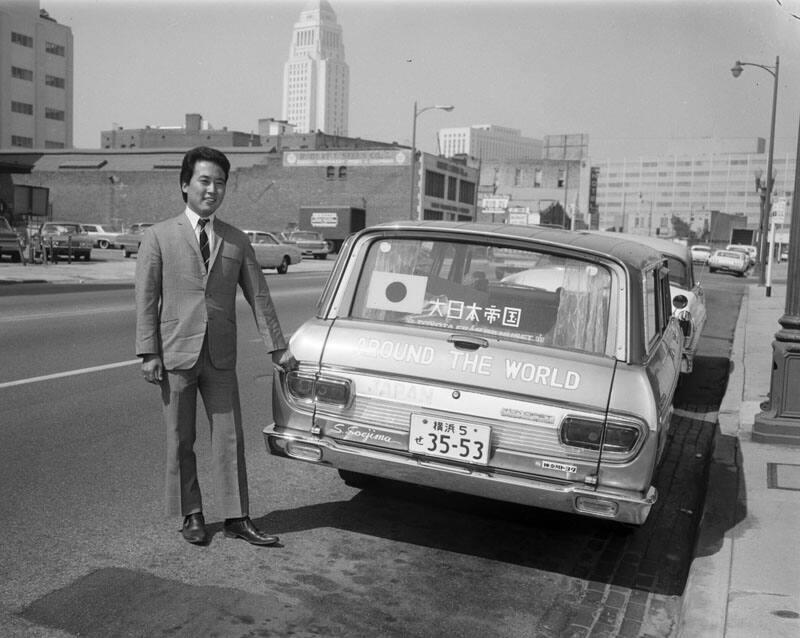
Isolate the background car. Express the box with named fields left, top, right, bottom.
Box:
left=779, top=246, right=789, bottom=262
left=79, top=223, right=121, bottom=249
left=278, top=230, right=331, bottom=259
left=708, top=249, right=749, bottom=276
left=690, top=244, right=712, bottom=264
left=608, top=233, right=707, bottom=375
left=34, top=222, right=93, bottom=261
left=243, top=230, right=302, bottom=274
left=116, top=223, right=153, bottom=258
left=725, top=244, right=757, bottom=266
left=0, top=217, right=24, bottom=262
left=264, top=222, right=684, bottom=526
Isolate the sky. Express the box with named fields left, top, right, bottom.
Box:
left=43, top=0, right=800, bottom=159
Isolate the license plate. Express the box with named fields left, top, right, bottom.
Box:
left=408, top=414, right=491, bottom=465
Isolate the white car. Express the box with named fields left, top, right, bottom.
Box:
left=726, top=244, right=757, bottom=266
left=708, top=249, right=750, bottom=276
left=690, top=244, right=712, bottom=265
left=243, top=230, right=302, bottom=274
left=596, top=233, right=707, bottom=375
left=79, top=223, right=121, bottom=249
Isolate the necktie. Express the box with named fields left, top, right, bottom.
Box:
left=197, top=218, right=210, bottom=271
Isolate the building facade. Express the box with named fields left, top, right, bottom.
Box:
left=0, top=2, right=73, bottom=149
left=593, top=138, right=795, bottom=239
left=100, top=113, right=261, bottom=149
left=438, top=125, right=542, bottom=162
left=0, top=145, right=478, bottom=232
left=281, top=0, right=349, bottom=136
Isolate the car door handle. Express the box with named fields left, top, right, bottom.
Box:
left=447, top=334, right=489, bottom=350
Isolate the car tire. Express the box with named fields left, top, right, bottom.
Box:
left=338, top=469, right=375, bottom=489
left=124, top=250, right=131, bottom=258
left=277, top=256, right=290, bottom=274
left=98, top=239, right=110, bottom=249
left=10, top=250, right=21, bottom=263
left=83, top=251, right=91, bottom=261
left=709, top=267, right=716, bottom=273
left=314, top=253, right=327, bottom=260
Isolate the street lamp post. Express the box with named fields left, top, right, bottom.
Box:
left=409, top=102, right=454, bottom=220
left=753, top=111, right=800, bottom=444
left=731, top=56, right=779, bottom=289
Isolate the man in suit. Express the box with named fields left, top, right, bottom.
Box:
left=135, top=146, right=286, bottom=546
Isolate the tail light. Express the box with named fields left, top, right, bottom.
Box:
left=286, top=371, right=352, bottom=407
left=560, top=417, right=643, bottom=455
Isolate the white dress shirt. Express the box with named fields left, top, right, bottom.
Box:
left=184, top=208, right=216, bottom=256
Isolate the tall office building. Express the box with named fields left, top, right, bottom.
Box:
left=438, top=125, right=542, bottom=161
left=0, top=2, right=72, bottom=149
left=281, top=0, right=349, bottom=136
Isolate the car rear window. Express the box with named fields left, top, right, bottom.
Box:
left=350, top=238, right=613, bottom=355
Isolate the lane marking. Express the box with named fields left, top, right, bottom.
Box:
left=0, top=359, right=140, bottom=389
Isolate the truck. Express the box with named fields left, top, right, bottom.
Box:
left=729, top=227, right=756, bottom=246
left=298, top=206, right=366, bottom=253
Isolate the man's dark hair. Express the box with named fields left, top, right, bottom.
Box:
left=180, top=146, right=231, bottom=202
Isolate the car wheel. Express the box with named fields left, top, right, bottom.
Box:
left=709, top=267, right=716, bottom=273
left=83, top=251, right=91, bottom=261
left=277, top=256, right=290, bottom=274
left=10, top=250, right=21, bottom=263
left=338, top=469, right=375, bottom=489
left=124, top=250, right=131, bottom=258
left=98, top=239, right=110, bottom=249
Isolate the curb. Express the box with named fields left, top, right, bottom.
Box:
left=676, top=284, right=749, bottom=637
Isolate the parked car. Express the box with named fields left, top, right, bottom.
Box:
left=79, top=223, right=121, bottom=249
left=779, top=246, right=789, bottom=262
left=264, top=222, right=684, bottom=526
left=279, top=230, right=331, bottom=259
left=0, top=217, right=24, bottom=262
left=726, top=244, right=757, bottom=266
left=243, top=230, right=302, bottom=274
left=117, top=223, right=153, bottom=258
left=34, top=222, right=93, bottom=261
left=690, top=244, right=712, bottom=265
left=601, top=233, right=706, bottom=375
left=708, top=249, right=750, bottom=276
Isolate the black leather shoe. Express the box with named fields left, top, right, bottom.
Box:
left=181, top=513, right=207, bottom=544
left=223, top=517, right=279, bottom=546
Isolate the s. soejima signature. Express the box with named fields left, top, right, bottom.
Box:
left=329, top=423, right=400, bottom=446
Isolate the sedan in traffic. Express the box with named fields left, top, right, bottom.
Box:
left=244, top=230, right=302, bottom=274
left=264, top=222, right=684, bottom=526
left=708, top=249, right=749, bottom=277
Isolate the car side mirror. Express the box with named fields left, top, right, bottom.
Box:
left=673, top=294, right=688, bottom=310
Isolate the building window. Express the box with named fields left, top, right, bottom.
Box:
left=326, top=166, right=335, bottom=179
left=12, top=32, right=33, bottom=47
left=45, top=141, right=65, bottom=149
left=12, top=136, right=33, bottom=148
left=11, top=66, right=34, bottom=81
left=447, top=176, right=457, bottom=200
left=45, top=108, right=65, bottom=121
left=534, top=169, right=543, bottom=187
left=45, top=75, right=65, bottom=88
left=425, top=170, right=445, bottom=198
left=458, top=180, right=475, bottom=205
left=338, top=166, right=347, bottom=179
left=11, top=101, right=33, bottom=115
left=557, top=170, right=566, bottom=188
left=45, top=41, right=65, bottom=56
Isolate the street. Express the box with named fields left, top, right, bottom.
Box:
left=0, top=271, right=745, bottom=638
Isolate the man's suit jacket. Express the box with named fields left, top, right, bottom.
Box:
left=135, top=213, right=286, bottom=370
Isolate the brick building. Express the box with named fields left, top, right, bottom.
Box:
left=0, top=145, right=479, bottom=233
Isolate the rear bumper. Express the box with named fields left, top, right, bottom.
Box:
left=264, top=424, right=657, bottom=526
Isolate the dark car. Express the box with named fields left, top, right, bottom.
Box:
left=0, top=217, right=24, bottom=262
left=34, top=222, right=93, bottom=261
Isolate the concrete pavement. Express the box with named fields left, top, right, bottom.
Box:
left=678, top=274, right=800, bottom=637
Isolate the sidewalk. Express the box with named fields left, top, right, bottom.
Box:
left=0, top=251, right=334, bottom=285
left=678, top=279, right=800, bottom=637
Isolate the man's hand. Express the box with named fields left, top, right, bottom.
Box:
left=141, top=354, right=163, bottom=384
left=271, top=348, right=296, bottom=370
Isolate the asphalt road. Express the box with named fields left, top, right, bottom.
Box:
left=0, top=271, right=745, bottom=638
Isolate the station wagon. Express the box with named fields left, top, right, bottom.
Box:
left=264, top=222, right=684, bottom=525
